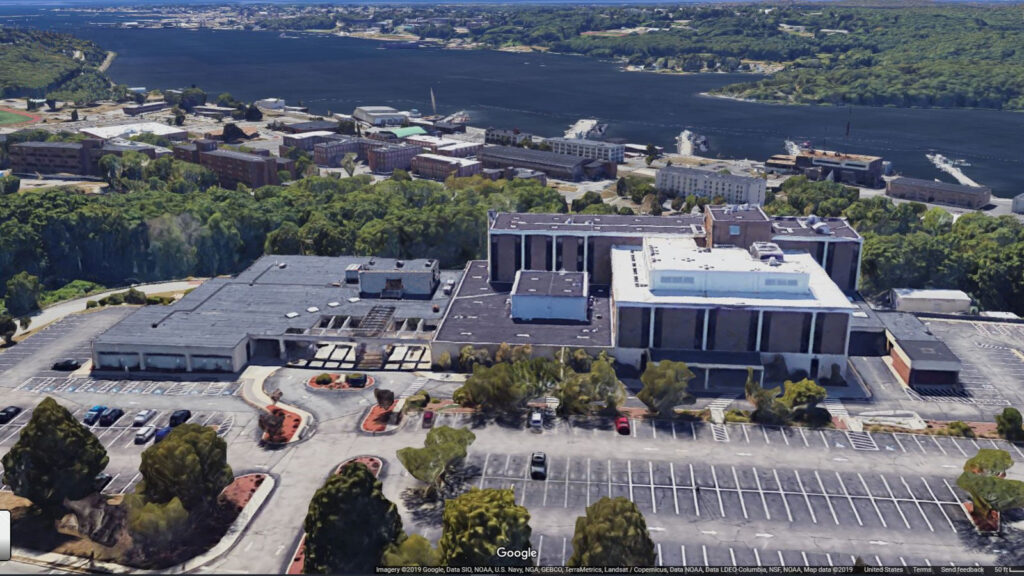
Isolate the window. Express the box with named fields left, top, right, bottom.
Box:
left=729, top=225, right=741, bottom=236
left=662, top=276, right=694, bottom=285
left=765, top=278, right=798, bottom=287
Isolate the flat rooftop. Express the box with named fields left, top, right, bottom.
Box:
left=414, top=153, right=480, bottom=167
left=479, top=146, right=588, bottom=169
left=512, top=270, right=587, bottom=298
left=81, top=122, right=185, bottom=140
left=95, top=255, right=460, bottom=350
left=708, top=204, right=769, bottom=223
left=889, top=177, right=991, bottom=194
left=893, top=288, right=971, bottom=302
left=490, top=212, right=706, bottom=235
left=799, top=148, right=881, bottom=163
left=434, top=261, right=612, bottom=348
left=770, top=216, right=861, bottom=240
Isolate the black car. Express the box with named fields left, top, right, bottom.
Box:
left=52, top=358, right=81, bottom=371
left=99, top=408, right=125, bottom=426
left=0, top=406, right=22, bottom=424
left=93, top=473, right=113, bottom=493
left=530, top=452, right=548, bottom=480
left=169, top=409, right=192, bottom=427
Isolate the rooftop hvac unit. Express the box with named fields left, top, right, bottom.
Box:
left=768, top=257, right=781, bottom=267
left=812, top=222, right=832, bottom=235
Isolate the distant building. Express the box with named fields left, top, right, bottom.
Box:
left=282, top=131, right=340, bottom=152
left=877, top=311, right=961, bottom=388
left=484, top=128, right=531, bottom=146
left=546, top=138, right=625, bottom=163
left=510, top=270, right=589, bottom=322
left=886, top=177, right=991, bottom=210
left=255, top=98, right=286, bottom=110
left=192, top=105, right=238, bottom=119
left=280, top=120, right=340, bottom=134
left=123, top=101, right=170, bottom=116
left=410, top=153, right=482, bottom=181
left=478, top=146, right=613, bottom=182
left=80, top=122, right=187, bottom=142
left=367, top=144, right=423, bottom=174
left=1015, top=193, right=1024, bottom=214
left=656, top=165, right=767, bottom=205
left=891, top=289, right=971, bottom=315
left=175, top=139, right=293, bottom=189
left=353, top=106, right=406, bottom=126
left=9, top=138, right=163, bottom=177
left=795, top=149, right=884, bottom=188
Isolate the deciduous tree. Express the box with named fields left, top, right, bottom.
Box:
left=567, top=497, right=655, bottom=567
left=638, top=360, right=694, bottom=417
left=136, top=423, right=232, bottom=520
left=996, top=408, right=1023, bottom=441
left=381, top=534, right=441, bottom=567
left=397, top=426, right=475, bottom=496
left=439, top=488, right=533, bottom=567
left=4, top=271, right=41, bottom=316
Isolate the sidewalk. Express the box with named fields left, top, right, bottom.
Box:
left=239, top=365, right=315, bottom=443
left=12, top=475, right=276, bottom=574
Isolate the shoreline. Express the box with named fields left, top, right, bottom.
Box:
left=97, top=49, right=116, bottom=72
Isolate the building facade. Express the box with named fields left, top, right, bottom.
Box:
left=656, top=165, right=767, bottom=205
left=484, top=128, right=532, bottom=146
left=367, top=144, right=423, bottom=174
left=886, top=177, right=991, bottom=210
left=353, top=106, right=406, bottom=126
left=546, top=138, right=625, bottom=163
left=477, top=146, right=614, bottom=182
left=410, top=153, right=482, bottom=181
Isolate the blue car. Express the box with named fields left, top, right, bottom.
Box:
left=83, top=405, right=108, bottom=426
left=154, top=426, right=173, bottom=444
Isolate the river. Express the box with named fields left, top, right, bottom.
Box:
left=7, top=8, right=1024, bottom=196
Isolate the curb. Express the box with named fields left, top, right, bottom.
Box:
left=11, top=475, right=277, bottom=575
left=239, top=367, right=315, bottom=445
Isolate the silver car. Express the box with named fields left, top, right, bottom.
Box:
left=133, top=409, right=156, bottom=426
left=135, top=425, right=156, bottom=444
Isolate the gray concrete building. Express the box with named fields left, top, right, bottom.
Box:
left=656, top=165, right=767, bottom=205
left=546, top=138, right=625, bottom=163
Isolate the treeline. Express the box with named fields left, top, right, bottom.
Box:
left=0, top=27, right=107, bottom=99
left=0, top=170, right=566, bottom=308
left=766, top=177, right=1024, bottom=316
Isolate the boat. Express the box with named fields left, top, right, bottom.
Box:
left=585, top=123, right=608, bottom=140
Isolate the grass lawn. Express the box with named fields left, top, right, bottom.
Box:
left=0, top=108, right=40, bottom=125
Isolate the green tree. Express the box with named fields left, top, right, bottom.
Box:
left=221, top=123, right=246, bottom=143
left=244, top=104, right=263, bottom=121
left=4, top=271, right=41, bottom=317
left=265, top=221, right=303, bottom=255
left=780, top=378, right=827, bottom=409
left=125, top=494, right=189, bottom=561
left=381, top=534, right=441, bottom=567
left=341, top=152, right=357, bottom=178
left=997, top=408, right=1024, bottom=441
left=392, top=169, right=412, bottom=182
left=957, top=449, right=1024, bottom=521
left=744, top=368, right=790, bottom=425
left=304, top=463, right=403, bottom=574
left=136, top=423, right=232, bottom=520
left=637, top=360, right=694, bottom=417
left=396, top=426, right=476, bottom=497
left=453, top=360, right=552, bottom=414
left=567, top=497, right=655, bottom=567
left=439, top=488, right=533, bottom=567
left=557, top=357, right=625, bottom=415
left=0, top=314, right=16, bottom=346
left=1, top=397, right=108, bottom=515
left=0, top=174, right=20, bottom=195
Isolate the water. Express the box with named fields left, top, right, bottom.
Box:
left=7, top=8, right=1024, bottom=196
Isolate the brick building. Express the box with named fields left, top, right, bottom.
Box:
left=367, top=144, right=423, bottom=174
left=410, top=153, right=482, bottom=181
left=886, top=177, right=991, bottom=210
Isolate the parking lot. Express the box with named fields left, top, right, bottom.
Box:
left=12, top=375, right=243, bottom=397
left=925, top=319, right=1024, bottom=407
left=0, top=314, right=95, bottom=374
left=0, top=404, right=246, bottom=496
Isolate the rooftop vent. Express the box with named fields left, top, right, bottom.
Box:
left=395, top=260, right=404, bottom=268
left=768, top=257, right=781, bottom=267
left=285, top=312, right=299, bottom=319
left=277, top=262, right=287, bottom=269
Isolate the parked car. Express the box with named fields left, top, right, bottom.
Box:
left=135, top=425, right=156, bottom=444
left=0, top=406, right=22, bottom=424
left=83, top=405, right=107, bottom=425
left=154, top=426, right=172, bottom=444
left=529, top=410, right=543, bottom=429
left=422, top=410, right=435, bottom=428
left=93, top=473, right=113, bottom=493
left=133, top=409, right=156, bottom=426
left=530, top=451, right=548, bottom=480
left=616, top=416, right=631, bottom=436
left=169, top=409, right=192, bottom=427
left=99, top=408, right=125, bottom=426
left=52, top=358, right=81, bottom=371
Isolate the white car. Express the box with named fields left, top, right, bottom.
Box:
left=529, top=411, right=543, bottom=429
left=135, top=425, right=156, bottom=444
left=134, top=409, right=156, bottom=426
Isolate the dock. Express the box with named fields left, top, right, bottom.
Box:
left=926, top=153, right=980, bottom=187
left=565, top=118, right=598, bottom=139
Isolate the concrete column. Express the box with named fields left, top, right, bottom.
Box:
left=552, top=234, right=558, bottom=271
left=138, top=353, right=146, bottom=371
left=279, top=339, right=287, bottom=360
left=520, top=234, right=526, bottom=272
left=704, top=369, right=710, bottom=390
left=808, top=312, right=818, bottom=355
left=755, top=310, right=764, bottom=352
left=701, top=309, right=710, bottom=351
left=185, top=354, right=193, bottom=373
left=649, top=307, right=657, bottom=349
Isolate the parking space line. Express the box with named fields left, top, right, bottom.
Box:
left=818, top=430, right=829, bottom=449
left=564, top=459, right=571, bottom=508
left=779, top=427, right=789, bottom=446
left=753, top=466, right=770, bottom=520
left=732, top=467, right=748, bottom=519
left=118, top=472, right=141, bottom=495
left=773, top=469, right=793, bottom=522
left=670, top=463, right=679, bottom=514
left=627, top=460, right=634, bottom=502
left=834, top=472, right=862, bottom=526
left=543, top=469, right=550, bottom=506
left=631, top=419, right=637, bottom=438
left=799, top=427, right=809, bottom=447
left=561, top=538, right=567, bottom=566
left=742, top=425, right=750, bottom=444
left=607, top=460, right=612, bottom=498
left=814, top=471, right=839, bottom=524
left=689, top=464, right=699, bottom=517
left=802, top=551, right=810, bottom=567
left=826, top=553, right=833, bottom=567
left=657, top=543, right=662, bottom=567
left=650, top=420, right=656, bottom=439
left=689, top=422, right=696, bottom=440
left=753, top=548, right=761, bottom=567
left=649, top=461, right=656, bottom=514
left=925, top=559, right=932, bottom=567
left=778, top=551, right=786, bottom=567
left=730, top=548, right=736, bottom=567
left=702, top=545, right=709, bottom=568
left=949, top=437, right=968, bottom=457
left=681, top=546, right=686, bottom=567
left=711, top=465, right=725, bottom=517
left=900, top=557, right=907, bottom=567
left=986, top=439, right=1000, bottom=450
left=859, top=473, right=886, bottom=527
left=892, top=434, right=906, bottom=453
left=911, top=434, right=927, bottom=454
left=921, top=477, right=956, bottom=532
left=586, top=458, right=591, bottom=507
left=1010, top=443, right=1024, bottom=459
left=762, top=427, right=770, bottom=444
left=929, top=436, right=947, bottom=455
left=880, top=475, right=912, bottom=529
left=876, top=556, right=883, bottom=567
left=479, top=454, right=489, bottom=489
left=671, top=421, right=677, bottom=440
left=537, top=535, right=543, bottom=562
left=793, top=470, right=817, bottom=524
left=900, top=477, right=935, bottom=532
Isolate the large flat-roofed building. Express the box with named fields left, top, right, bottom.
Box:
left=891, top=289, right=971, bottom=315
left=794, top=149, right=884, bottom=188
left=484, top=128, right=532, bottom=146
left=282, top=131, right=340, bottom=152
left=313, top=137, right=380, bottom=166
left=92, top=255, right=457, bottom=374
left=877, top=311, right=961, bottom=389
left=281, top=120, right=340, bottom=134
left=886, top=177, right=991, bottom=210
left=410, top=153, right=482, bottom=181
left=510, top=270, right=589, bottom=322
left=10, top=138, right=165, bottom=177
left=353, top=106, right=406, bottom=126
left=487, top=212, right=708, bottom=284
left=368, top=144, right=423, bottom=174
left=656, top=165, right=767, bottom=205
left=179, top=145, right=293, bottom=189
left=405, top=136, right=482, bottom=158
left=80, top=122, right=187, bottom=142
left=769, top=215, right=863, bottom=293
left=546, top=138, right=625, bottom=163
left=611, top=237, right=856, bottom=381
left=478, top=146, right=612, bottom=182
left=123, top=101, right=170, bottom=116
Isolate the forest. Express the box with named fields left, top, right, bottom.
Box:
left=0, top=27, right=109, bottom=101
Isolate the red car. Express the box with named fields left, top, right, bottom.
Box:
left=615, top=416, right=631, bottom=435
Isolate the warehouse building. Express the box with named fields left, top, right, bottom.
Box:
left=478, top=146, right=614, bottom=182
left=410, top=153, right=482, bottom=181
left=80, top=122, right=187, bottom=142
left=546, top=138, right=625, bottom=163
left=878, top=312, right=961, bottom=389
left=656, top=165, right=767, bottom=205
left=123, top=101, right=170, bottom=116
left=92, top=255, right=457, bottom=374
left=891, top=289, right=971, bottom=315
left=886, top=177, right=992, bottom=210
left=353, top=106, right=406, bottom=126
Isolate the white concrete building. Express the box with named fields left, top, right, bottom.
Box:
left=546, top=138, right=625, bottom=163
left=80, top=122, right=187, bottom=141
left=655, top=165, right=767, bottom=205
left=353, top=106, right=407, bottom=127
left=510, top=270, right=589, bottom=322
left=891, top=289, right=971, bottom=315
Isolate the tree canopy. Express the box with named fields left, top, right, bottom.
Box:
left=1, top=396, right=108, bottom=514
left=638, top=360, right=694, bottom=418
left=567, top=497, right=656, bottom=567
left=136, top=423, right=233, bottom=521
left=439, top=488, right=533, bottom=567
left=397, top=425, right=476, bottom=497
left=957, top=449, right=1024, bottom=518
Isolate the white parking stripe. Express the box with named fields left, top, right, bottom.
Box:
left=794, top=470, right=817, bottom=524
left=901, top=476, right=935, bottom=532
left=835, top=472, right=862, bottom=526
left=479, top=454, right=489, bottom=489
left=814, top=471, right=839, bottom=525
left=753, top=467, right=770, bottom=520
left=690, top=464, right=699, bottom=517
left=774, top=468, right=793, bottom=522
left=880, top=475, right=912, bottom=529
left=702, top=545, right=709, bottom=567
left=711, top=465, right=725, bottom=517
left=681, top=545, right=686, bottom=567
left=921, top=477, right=957, bottom=532
left=648, top=461, right=656, bottom=514
left=859, top=473, right=886, bottom=527
left=753, top=548, right=761, bottom=567
left=733, top=466, right=748, bottom=519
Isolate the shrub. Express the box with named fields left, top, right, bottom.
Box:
left=315, top=373, right=334, bottom=385
left=949, top=421, right=974, bottom=437
left=85, top=300, right=98, bottom=309
left=435, top=351, right=452, bottom=371
left=346, top=373, right=367, bottom=385
left=407, top=391, right=430, bottom=410
left=723, top=409, right=750, bottom=423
